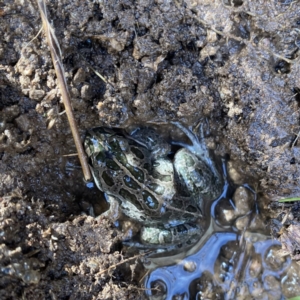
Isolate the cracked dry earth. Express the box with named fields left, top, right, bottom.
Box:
left=1, top=0, right=300, bottom=299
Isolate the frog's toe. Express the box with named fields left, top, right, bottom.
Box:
left=102, top=194, right=122, bottom=221
left=171, top=122, right=208, bottom=158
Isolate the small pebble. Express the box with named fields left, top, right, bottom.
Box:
left=183, top=261, right=197, bottom=273
left=249, top=255, right=262, bottom=278
left=265, top=245, right=288, bottom=271
left=264, top=275, right=281, bottom=292
left=235, top=215, right=250, bottom=230
left=29, top=89, right=45, bottom=100
left=233, top=186, right=253, bottom=216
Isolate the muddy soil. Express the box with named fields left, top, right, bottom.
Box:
left=0, top=0, right=300, bottom=299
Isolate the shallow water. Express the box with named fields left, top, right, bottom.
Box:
left=143, top=162, right=300, bottom=299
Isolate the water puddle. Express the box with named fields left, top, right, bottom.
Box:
left=142, top=162, right=300, bottom=299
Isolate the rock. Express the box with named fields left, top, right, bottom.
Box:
left=29, top=89, right=45, bottom=101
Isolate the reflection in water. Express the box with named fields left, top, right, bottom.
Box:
left=144, top=172, right=300, bottom=299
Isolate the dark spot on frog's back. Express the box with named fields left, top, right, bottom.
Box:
left=106, top=159, right=120, bottom=170
left=128, top=166, right=145, bottom=183
left=102, top=171, right=114, bottom=186
left=142, top=191, right=159, bottom=209
left=130, top=146, right=144, bottom=159
left=119, top=188, right=143, bottom=210
left=143, top=162, right=151, bottom=172
left=176, top=224, right=188, bottom=234
left=123, top=175, right=140, bottom=190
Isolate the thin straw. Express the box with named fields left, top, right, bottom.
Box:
left=37, top=0, right=92, bottom=182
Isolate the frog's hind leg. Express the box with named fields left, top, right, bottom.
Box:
left=98, top=194, right=122, bottom=221
left=140, top=223, right=202, bottom=245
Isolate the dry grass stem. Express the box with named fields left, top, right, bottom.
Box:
left=22, top=26, right=43, bottom=52
left=62, top=153, right=79, bottom=157
left=292, top=130, right=300, bottom=148
left=78, top=53, right=115, bottom=88
left=37, top=0, right=91, bottom=182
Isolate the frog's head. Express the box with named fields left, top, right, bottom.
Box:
left=84, top=128, right=114, bottom=157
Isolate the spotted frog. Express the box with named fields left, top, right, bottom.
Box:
left=84, top=123, right=222, bottom=245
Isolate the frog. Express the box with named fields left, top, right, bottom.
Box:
left=84, top=123, right=223, bottom=245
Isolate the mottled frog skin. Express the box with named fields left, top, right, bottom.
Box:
left=84, top=123, right=222, bottom=245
